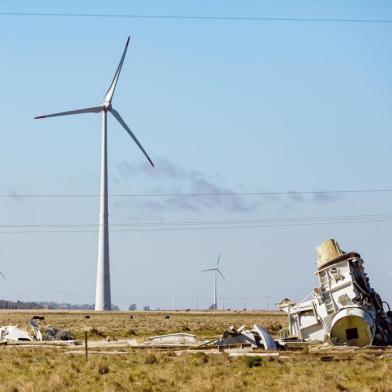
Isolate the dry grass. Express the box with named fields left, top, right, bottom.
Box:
left=0, top=310, right=286, bottom=340
left=0, top=311, right=390, bottom=391
left=1, top=347, right=392, bottom=392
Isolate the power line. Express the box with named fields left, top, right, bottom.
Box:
left=2, top=212, right=392, bottom=228
left=3, top=188, right=392, bottom=199
left=1, top=213, right=392, bottom=234
left=0, top=12, right=391, bottom=24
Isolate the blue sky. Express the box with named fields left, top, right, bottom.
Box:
left=1, top=1, right=392, bottom=310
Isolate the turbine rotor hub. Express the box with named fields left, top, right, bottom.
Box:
left=103, top=101, right=112, bottom=111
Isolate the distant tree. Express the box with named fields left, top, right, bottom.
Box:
left=128, top=304, right=137, bottom=311
left=208, top=304, right=216, bottom=310
left=143, top=305, right=150, bottom=311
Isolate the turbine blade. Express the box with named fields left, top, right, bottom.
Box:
left=0, top=271, right=6, bottom=280
left=216, top=254, right=221, bottom=266
left=110, top=108, right=154, bottom=167
left=217, top=269, right=226, bottom=281
left=34, top=106, right=102, bottom=119
left=104, top=36, right=130, bottom=103
left=202, top=268, right=216, bottom=272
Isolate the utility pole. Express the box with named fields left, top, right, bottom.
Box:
left=266, top=295, right=271, bottom=311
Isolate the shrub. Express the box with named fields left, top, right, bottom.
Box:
left=144, top=354, right=158, bottom=364
left=192, top=352, right=209, bottom=365
left=245, top=356, right=262, bottom=368
left=98, top=365, right=109, bottom=375
left=88, top=326, right=105, bottom=337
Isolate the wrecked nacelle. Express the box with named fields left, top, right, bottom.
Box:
left=279, top=239, right=392, bottom=347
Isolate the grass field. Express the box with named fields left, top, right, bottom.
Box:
left=0, top=310, right=391, bottom=392
left=0, top=310, right=287, bottom=340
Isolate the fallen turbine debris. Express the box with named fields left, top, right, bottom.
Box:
left=0, top=317, right=76, bottom=344
left=29, top=317, right=75, bottom=341
left=210, top=324, right=277, bottom=350
left=279, top=239, right=392, bottom=347
left=144, top=333, right=199, bottom=346
left=253, top=324, right=277, bottom=351
left=0, top=326, right=33, bottom=342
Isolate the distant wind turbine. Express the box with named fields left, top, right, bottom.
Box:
left=0, top=272, right=5, bottom=280
left=202, top=254, right=226, bottom=310
left=34, top=37, right=154, bottom=311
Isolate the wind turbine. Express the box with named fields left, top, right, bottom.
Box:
left=0, top=272, right=5, bottom=280
left=34, top=37, right=154, bottom=311
left=202, top=254, right=226, bottom=310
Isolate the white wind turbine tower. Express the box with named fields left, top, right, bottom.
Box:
left=34, top=37, right=154, bottom=311
left=202, top=254, right=226, bottom=310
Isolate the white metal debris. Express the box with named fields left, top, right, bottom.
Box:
left=253, top=324, right=277, bottom=351
left=215, top=324, right=277, bottom=350
left=145, top=333, right=198, bottom=346
left=279, top=239, right=392, bottom=347
left=0, top=326, right=33, bottom=342
left=30, top=319, right=43, bottom=341
left=228, top=352, right=280, bottom=358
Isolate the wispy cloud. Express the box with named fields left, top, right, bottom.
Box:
left=116, top=158, right=342, bottom=215
left=311, top=192, right=343, bottom=204
left=117, top=158, right=255, bottom=213
left=7, top=189, right=25, bottom=203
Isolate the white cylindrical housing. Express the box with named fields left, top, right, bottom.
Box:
left=329, top=307, right=375, bottom=347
